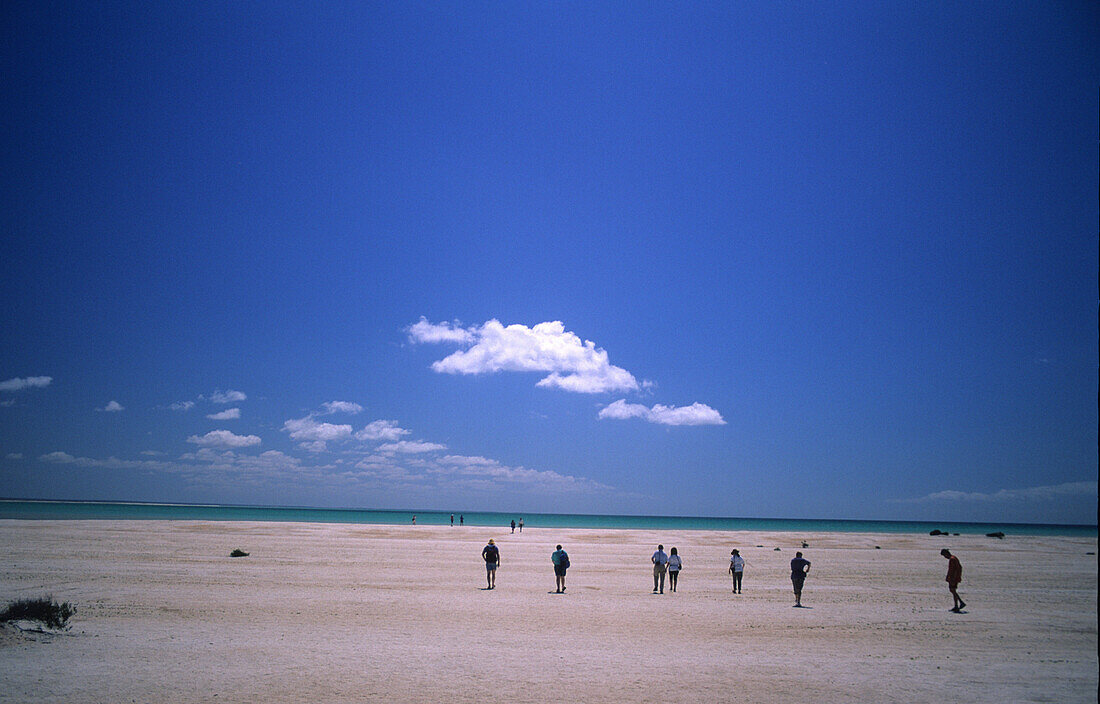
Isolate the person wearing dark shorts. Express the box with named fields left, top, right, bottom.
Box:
left=790, top=552, right=811, bottom=607
left=941, top=549, right=966, bottom=612
left=482, top=539, right=499, bottom=589
left=552, top=544, right=569, bottom=593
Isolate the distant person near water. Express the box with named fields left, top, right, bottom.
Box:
left=518, top=518, right=524, bottom=532
left=460, top=515, right=464, bottom=525
left=941, top=549, right=966, bottom=612
left=411, top=515, right=416, bottom=524
left=790, top=552, right=811, bottom=607
left=482, top=539, right=500, bottom=589
left=667, top=547, right=682, bottom=592
left=450, top=514, right=454, bottom=526
left=552, top=544, right=569, bottom=593
left=729, top=549, right=744, bottom=593
left=652, top=544, right=668, bottom=593
left=511, top=519, right=516, bottom=534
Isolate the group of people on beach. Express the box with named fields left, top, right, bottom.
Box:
left=480, top=539, right=966, bottom=611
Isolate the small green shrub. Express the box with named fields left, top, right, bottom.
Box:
left=229, top=549, right=249, bottom=557
left=0, top=596, right=75, bottom=629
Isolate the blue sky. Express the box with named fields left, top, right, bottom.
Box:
left=1, top=2, right=1096, bottom=524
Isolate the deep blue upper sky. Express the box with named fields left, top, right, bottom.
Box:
left=2, top=2, right=1096, bottom=524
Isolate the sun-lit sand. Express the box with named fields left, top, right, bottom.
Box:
left=0, top=520, right=1095, bottom=703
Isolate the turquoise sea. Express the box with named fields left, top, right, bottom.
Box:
left=0, top=499, right=1094, bottom=536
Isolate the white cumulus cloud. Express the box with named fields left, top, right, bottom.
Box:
left=186, top=430, right=261, bottom=448
left=0, top=376, right=52, bottom=392
left=98, top=400, right=124, bottom=413
left=321, top=401, right=363, bottom=415
left=408, top=318, right=640, bottom=394
left=206, top=389, right=247, bottom=404
left=407, top=318, right=475, bottom=344
left=282, top=416, right=353, bottom=442
left=598, top=399, right=726, bottom=426
left=207, top=408, right=241, bottom=420
left=355, top=420, right=411, bottom=442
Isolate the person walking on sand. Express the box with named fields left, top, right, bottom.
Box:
left=460, top=515, right=464, bottom=525
left=450, top=513, right=454, bottom=527
left=482, top=539, right=500, bottom=589
left=729, top=549, right=745, bottom=593
left=552, top=544, right=569, bottom=593
left=941, top=549, right=966, bottom=612
left=518, top=518, right=524, bottom=532
left=667, top=547, right=682, bottom=592
left=790, top=551, right=811, bottom=607
left=511, top=519, right=516, bottom=534
left=651, top=544, right=669, bottom=594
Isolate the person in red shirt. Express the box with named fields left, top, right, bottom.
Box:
left=940, top=549, right=966, bottom=612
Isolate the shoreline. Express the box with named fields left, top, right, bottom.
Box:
left=1, top=520, right=1096, bottom=702
left=2, top=499, right=1095, bottom=536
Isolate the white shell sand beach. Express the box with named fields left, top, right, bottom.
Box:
left=1, top=520, right=1095, bottom=703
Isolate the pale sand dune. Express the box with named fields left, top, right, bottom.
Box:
left=0, top=520, right=1095, bottom=703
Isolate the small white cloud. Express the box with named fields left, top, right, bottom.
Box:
left=355, top=420, right=412, bottom=442
left=298, top=440, right=329, bottom=453
left=282, top=416, right=353, bottom=443
left=140, top=450, right=166, bottom=456
left=186, top=430, right=261, bottom=448
left=902, top=481, right=1098, bottom=504
left=98, top=400, right=124, bottom=413
left=598, top=399, right=726, bottom=426
left=321, top=401, right=363, bottom=415
left=39, top=451, right=77, bottom=463
left=407, top=317, right=475, bottom=344
left=0, top=376, right=52, bottom=392
left=206, top=389, right=247, bottom=404
left=438, top=454, right=500, bottom=467
left=6, top=453, right=23, bottom=460
left=377, top=440, right=447, bottom=454
left=169, top=401, right=195, bottom=411
left=410, top=318, right=640, bottom=394
left=207, top=408, right=241, bottom=420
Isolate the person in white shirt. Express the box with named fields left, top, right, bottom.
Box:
left=729, top=549, right=745, bottom=593
left=651, top=544, right=668, bottom=593
left=667, top=547, right=683, bottom=592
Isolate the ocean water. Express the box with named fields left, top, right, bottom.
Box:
left=0, top=499, right=1094, bottom=536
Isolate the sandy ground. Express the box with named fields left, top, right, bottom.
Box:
left=0, top=520, right=1095, bottom=703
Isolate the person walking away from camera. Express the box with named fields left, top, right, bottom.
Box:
left=482, top=539, right=500, bottom=589
left=790, top=552, right=811, bottom=607
left=511, top=519, right=516, bottom=534
left=667, top=547, right=682, bottom=592
left=652, top=544, right=669, bottom=594
left=730, top=549, right=744, bottom=593
left=941, top=549, right=966, bottom=612
left=518, top=518, right=524, bottom=532
left=552, top=544, right=569, bottom=593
